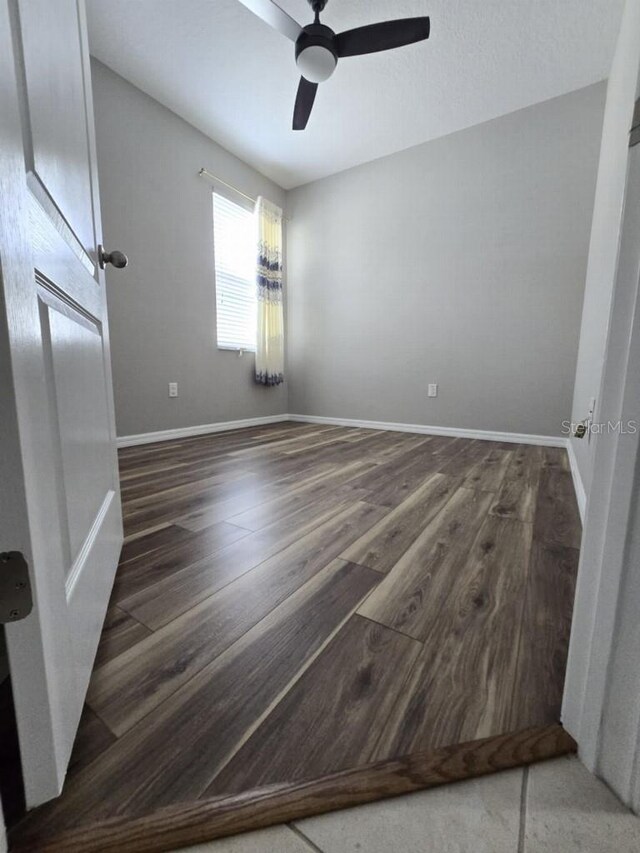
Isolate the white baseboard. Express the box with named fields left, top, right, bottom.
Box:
left=287, top=413, right=566, bottom=448
left=566, top=437, right=587, bottom=524
left=119, top=412, right=567, bottom=449
left=116, top=414, right=289, bottom=448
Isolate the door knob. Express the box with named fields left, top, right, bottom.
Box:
left=98, top=244, right=128, bottom=270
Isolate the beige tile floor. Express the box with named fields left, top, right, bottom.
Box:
left=173, top=757, right=640, bottom=853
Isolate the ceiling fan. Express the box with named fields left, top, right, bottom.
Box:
left=237, top=0, right=431, bottom=130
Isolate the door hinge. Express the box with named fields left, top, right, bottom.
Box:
left=630, top=98, right=640, bottom=148
left=0, top=552, right=33, bottom=624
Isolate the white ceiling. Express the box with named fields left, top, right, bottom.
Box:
left=86, top=0, right=622, bottom=189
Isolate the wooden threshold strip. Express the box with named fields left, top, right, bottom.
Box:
left=12, top=724, right=576, bottom=853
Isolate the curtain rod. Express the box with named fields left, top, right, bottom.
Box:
left=199, top=167, right=256, bottom=205
left=198, top=167, right=290, bottom=220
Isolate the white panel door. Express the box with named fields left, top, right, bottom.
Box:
left=0, top=0, right=123, bottom=806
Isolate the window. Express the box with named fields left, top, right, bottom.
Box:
left=213, top=192, right=256, bottom=351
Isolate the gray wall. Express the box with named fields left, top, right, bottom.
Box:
left=569, top=4, right=640, bottom=494
left=287, top=84, right=605, bottom=437
left=91, top=60, right=287, bottom=438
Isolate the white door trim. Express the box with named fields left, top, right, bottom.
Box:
left=562, top=90, right=640, bottom=808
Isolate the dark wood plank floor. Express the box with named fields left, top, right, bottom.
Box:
left=10, top=422, right=581, bottom=851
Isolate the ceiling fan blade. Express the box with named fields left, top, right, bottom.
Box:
left=293, top=77, right=318, bottom=130
left=236, top=0, right=302, bottom=42
left=336, top=17, right=430, bottom=57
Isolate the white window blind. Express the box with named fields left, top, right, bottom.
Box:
left=213, top=192, right=256, bottom=351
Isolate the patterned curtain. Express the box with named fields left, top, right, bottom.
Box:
left=255, top=196, right=284, bottom=386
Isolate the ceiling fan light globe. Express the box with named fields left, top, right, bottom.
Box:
left=296, top=45, right=336, bottom=83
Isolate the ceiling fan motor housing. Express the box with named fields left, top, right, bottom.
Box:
left=309, top=0, right=328, bottom=15
left=295, top=23, right=338, bottom=83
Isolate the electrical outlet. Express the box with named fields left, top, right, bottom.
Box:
left=428, top=383, right=438, bottom=398
left=168, top=382, right=178, bottom=398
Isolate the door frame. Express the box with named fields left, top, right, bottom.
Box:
left=562, top=11, right=640, bottom=807
left=573, top=134, right=640, bottom=806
